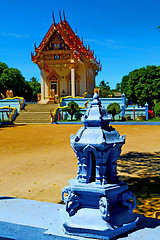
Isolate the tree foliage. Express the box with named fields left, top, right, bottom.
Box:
left=154, top=102, right=160, bottom=117
left=121, top=66, right=160, bottom=108
left=97, top=80, right=112, bottom=97
left=115, top=83, right=121, bottom=91
left=28, top=77, right=41, bottom=102
left=0, top=62, right=8, bottom=75
left=107, top=102, right=121, bottom=120
left=0, top=61, right=40, bottom=101
left=0, top=67, right=32, bottom=101
left=64, top=101, right=80, bottom=121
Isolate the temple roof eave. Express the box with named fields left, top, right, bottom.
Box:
left=72, top=140, right=125, bottom=152
left=71, top=127, right=125, bottom=150
left=33, top=54, right=99, bottom=71
left=31, top=19, right=101, bottom=71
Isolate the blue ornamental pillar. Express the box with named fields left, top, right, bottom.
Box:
left=145, top=102, right=148, bottom=120
left=61, top=93, right=139, bottom=240
left=122, top=92, right=125, bottom=107
left=122, top=93, right=125, bottom=117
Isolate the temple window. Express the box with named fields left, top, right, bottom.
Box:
left=87, top=151, right=96, bottom=183
left=54, top=54, right=60, bottom=60
left=54, top=43, right=59, bottom=49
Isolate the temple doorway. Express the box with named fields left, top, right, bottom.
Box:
left=50, top=81, right=58, bottom=95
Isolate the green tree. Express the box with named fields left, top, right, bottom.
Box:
left=120, top=75, right=129, bottom=94
left=0, top=62, right=8, bottom=95
left=0, top=67, right=32, bottom=101
left=98, top=80, right=112, bottom=97
left=154, top=102, right=160, bottom=117
left=115, top=83, right=121, bottom=92
left=64, top=101, right=80, bottom=121
left=28, top=77, right=41, bottom=101
left=0, top=62, right=8, bottom=76
left=107, top=102, right=121, bottom=121
left=121, top=66, right=160, bottom=108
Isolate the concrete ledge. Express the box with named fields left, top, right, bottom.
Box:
left=54, top=121, right=160, bottom=125
left=0, top=197, right=160, bottom=240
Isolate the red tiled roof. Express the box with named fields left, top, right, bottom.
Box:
left=31, top=17, right=101, bottom=70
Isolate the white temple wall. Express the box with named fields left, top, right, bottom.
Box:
left=40, top=63, right=96, bottom=99
left=78, top=64, right=86, bottom=96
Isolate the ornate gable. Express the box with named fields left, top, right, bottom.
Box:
left=47, top=70, right=60, bottom=81
left=43, top=31, right=70, bottom=51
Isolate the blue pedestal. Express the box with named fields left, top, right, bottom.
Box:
left=61, top=207, right=139, bottom=240
left=61, top=179, right=138, bottom=239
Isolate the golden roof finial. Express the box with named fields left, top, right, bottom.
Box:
left=59, top=10, right=62, bottom=23
left=52, top=11, right=55, bottom=24
left=63, top=10, right=66, bottom=21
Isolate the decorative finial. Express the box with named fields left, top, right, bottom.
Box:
left=31, top=52, right=34, bottom=59
left=63, top=10, right=66, bottom=21
left=59, top=10, right=62, bottom=23
left=34, top=43, right=36, bottom=50
left=52, top=11, right=55, bottom=24
left=145, top=102, right=148, bottom=106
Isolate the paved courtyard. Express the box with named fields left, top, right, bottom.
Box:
left=0, top=124, right=160, bottom=217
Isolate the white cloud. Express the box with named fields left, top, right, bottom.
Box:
left=84, top=38, right=144, bottom=51
left=1, top=32, right=30, bottom=38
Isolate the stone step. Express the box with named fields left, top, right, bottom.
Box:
left=14, top=119, right=51, bottom=124
left=24, top=103, right=58, bottom=112
left=15, top=115, right=50, bottom=122
left=14, top=103, right=57, bottom=124
left=16, top=112, right=51, bottom=116
left=15, top=117, right=51, bottom=121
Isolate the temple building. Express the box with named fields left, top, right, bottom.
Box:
left=31, top=12, right=101, bottom=103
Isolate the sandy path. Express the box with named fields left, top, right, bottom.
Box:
left=0, top=124, right=160, bottom=205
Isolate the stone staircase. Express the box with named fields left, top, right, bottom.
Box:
left=14, top=103, right=58, bottom=124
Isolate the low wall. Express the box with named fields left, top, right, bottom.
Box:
left=0, top=97, right=25, bottom=124
left=0, top=98, right=25, bottom=113
left=60, top=96, right=148, bottom=121
left=0, top=107, right=18, bottom=123
left=61, top=97, right=124, bottom=108
left=125, top=107, right=145, bottom=119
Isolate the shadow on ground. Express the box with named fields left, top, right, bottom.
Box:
left=117, top=151, right=160, bottom=176
left=118, top=152, right=160, bottom=217
left=0, top=124, right=26, bottom=129
left=113, top=214, right=160, bottom=240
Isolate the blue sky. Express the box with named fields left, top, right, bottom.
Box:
left=0, top=0, right=160, bottom=89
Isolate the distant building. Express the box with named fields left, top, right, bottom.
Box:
left=31, top=13, right=101, bottom=103
left=113, top=92, right=122, bottom=98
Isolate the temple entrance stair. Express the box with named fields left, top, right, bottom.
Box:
left=14, top=103, right=58, bottom=124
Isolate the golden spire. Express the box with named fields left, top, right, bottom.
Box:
left=63, top=10, right=66, bottom=22
left=52, top=11, right=55, bottom=24
left=59, top=10, right=62, bottom=23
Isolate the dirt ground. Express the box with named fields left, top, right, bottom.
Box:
left=0, top=124, right=160, bottom=217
